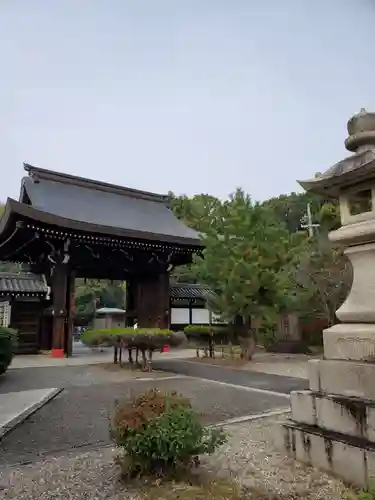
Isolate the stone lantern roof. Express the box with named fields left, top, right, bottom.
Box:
left=298, top=108, right=375, bottom=198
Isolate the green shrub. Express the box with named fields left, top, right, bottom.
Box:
left=356, top=491, right=375, bottom=500
left=184, top=324, right=231, bottom=357
left=184, top=325, right=213, bottom=337
left=257, top=316, right=277, bottom=351
left=0, top=327, right=17, bottom=375
left=81, top=327, right=185, bottom=349
left=184, top=324, right=229, bottom=340
left=110, top=388, right=227, bottom=477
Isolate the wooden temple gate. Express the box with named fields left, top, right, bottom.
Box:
left=0, top=164, right=202, bottom=356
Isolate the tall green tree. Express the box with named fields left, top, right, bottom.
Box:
left=289, top=235, right=351, bottom=327
left=319, top=202, right=341, bottom=232
left=74, top=279, right=125, bottom=323
left=261, top=191, right=338, bottom=233
left=169, top=192, right=222, bottom=233
left=169, top=193, right=223, bottom=283
left=192, top=189, right=303, bottom=357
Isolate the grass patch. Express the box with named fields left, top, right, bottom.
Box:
left=133, top=472, right=308, bottom=499
left=132, top=473, right=247, bottom=500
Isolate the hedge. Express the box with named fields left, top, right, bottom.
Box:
left=81, top=327, right=186, bottom=350
left=0, top=327, right=17, bottom=375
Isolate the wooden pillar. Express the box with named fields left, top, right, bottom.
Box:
left=65, top=271, right=75, bottom=357
left=51, top=263, right=69, bottom=356
left=163, top=273, right=171, bottom=329
left=125, top=277, right=136, bottom=326
left=39, top=298, right=52, bottom=351
left=189, top=299, right=193, bottom=325
left=135, top=272, right=170, bottom=329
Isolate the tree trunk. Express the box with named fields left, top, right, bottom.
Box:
left=141, top=348, right=147, bottom=370
left=240, top=336, right=256, bottom=361
left=327, top=307, right=338, bottom=327
left=128, top=348, right=133, bottom=365
left=239, top=316, right=256, bottom=361
left=147, top=348, right=153, bottom=372
left=208, top=332, right=215, bottom=358
left=119, top=342, right=123, bottom=366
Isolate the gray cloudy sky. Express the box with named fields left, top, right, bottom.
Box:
left=1, top=0, right=375, bottom=202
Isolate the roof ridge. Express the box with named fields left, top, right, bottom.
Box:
left=23, top=163, right=169, bottom=204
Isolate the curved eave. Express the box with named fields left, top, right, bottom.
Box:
left=0, top=198, right=203, bottom=249
left=298, top=156, right=375, bottom=198
left=0, top=291, right=47, bottom=297
left=297, top=178, right=339, bottom=197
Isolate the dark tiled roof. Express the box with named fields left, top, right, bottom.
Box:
left=20, top=164, right=201, bottom=245
left=170, top=283, right=212, bottom=300
left=0, top=273, right=48, bottom=296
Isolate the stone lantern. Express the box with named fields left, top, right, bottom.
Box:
left=277, top=109, right=375, bottom=488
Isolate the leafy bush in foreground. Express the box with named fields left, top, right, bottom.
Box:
left=0, top=327, right=17, bottom=374
left=110, top=388, right=227, bottom=477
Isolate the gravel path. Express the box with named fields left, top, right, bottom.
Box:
left=153, top=359, right=308, bottom=393
left=0, top=415, right=355, bottom=500
left=0, top=377, right=289, bottom=466
left=204, top=415, right=354, bottom=499
left=0, top=447, right=136, bottom=500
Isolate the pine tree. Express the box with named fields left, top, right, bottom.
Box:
left=193, top=189, right=299, bottom=358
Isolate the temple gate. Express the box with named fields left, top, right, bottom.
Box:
left=0, top=164, right=202, bottom=356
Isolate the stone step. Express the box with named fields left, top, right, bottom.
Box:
left=276, top=419, right=375, bottom=488
left=309, top=358, right=375, bottom=400
left=291, top=390, right=375, bottom=441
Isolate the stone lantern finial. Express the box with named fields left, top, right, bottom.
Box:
left=297, top=108, right=375, bottom=199
left=345, top=107, right=375, bottom=153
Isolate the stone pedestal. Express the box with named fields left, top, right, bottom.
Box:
left=277, top=358, right=375, bottom=488
left=277, top=109, right=375, bottom=488
left=278, top=244, right=375, bottom=487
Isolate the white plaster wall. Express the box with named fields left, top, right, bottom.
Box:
left=171, top=307, right=189, bottom=324
left=192, top=308, right=210, bottom=324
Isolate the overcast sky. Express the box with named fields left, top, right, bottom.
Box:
left=1, top=0, right=375, bottom=202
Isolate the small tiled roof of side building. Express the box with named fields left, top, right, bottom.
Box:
left=170, top=283, right=213, bottom=300
left=0, top=272, right=48, bottom=296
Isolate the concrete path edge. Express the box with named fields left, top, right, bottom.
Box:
left=0, top=388, right=63, bottom=440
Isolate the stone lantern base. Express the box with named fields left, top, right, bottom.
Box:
left=276, top=356, right=375, bottom=488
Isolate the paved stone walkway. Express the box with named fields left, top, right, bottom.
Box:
left=0, top=358, right=306, bottom=466
left=153, top=359, right=309, bottom=393
left=0, top=375, right=291, bottom=466
left=9, top=346, right=195, bottom=369
left=0, top=388, right=61, bottom=438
